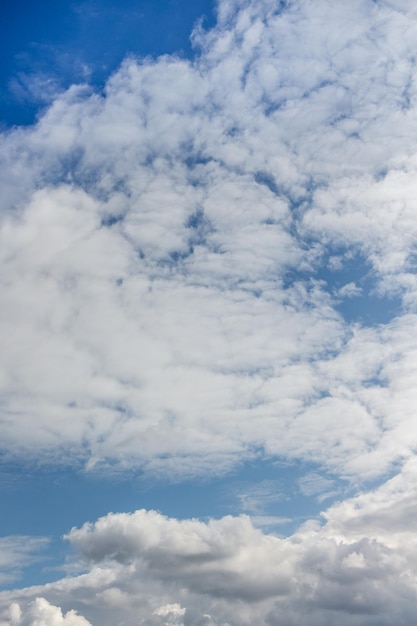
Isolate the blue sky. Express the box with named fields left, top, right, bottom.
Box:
left=0, top=0, right=215, bottom=126
left=2, top=1, right=417, bottom=625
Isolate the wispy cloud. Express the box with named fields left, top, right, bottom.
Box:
left=0, top=537, right=49, bottom=586
left=3, top=480, right=417, bottom=626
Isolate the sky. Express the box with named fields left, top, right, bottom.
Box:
left=1, top=0, right=417, bottom=624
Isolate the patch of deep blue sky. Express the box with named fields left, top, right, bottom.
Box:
left=0, top=0, right=216, bottom=127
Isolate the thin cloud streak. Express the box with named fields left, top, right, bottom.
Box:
left=1, top=0, right=417, bottom=481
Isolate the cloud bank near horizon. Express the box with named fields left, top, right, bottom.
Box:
left=3, top=462, right=417, bottom=626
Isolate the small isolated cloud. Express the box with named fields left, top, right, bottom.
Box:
left=298, top=472, right=336, bottom=500
left=235, top=480, right=285, bottom=514
left=338, top=282, right=363, bottom=298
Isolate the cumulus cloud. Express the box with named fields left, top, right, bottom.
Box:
left=337, top=282, right=362, bottom=298
left=0, top=598, right=91, bottom=626
left=3, top=490, right=417, bottom=625
left=67, top=493, right=417, bottom=623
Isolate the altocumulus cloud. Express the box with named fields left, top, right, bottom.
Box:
left=1, top=0, right=417, bottom=479
left=2, top=0, right=417, bottom=623
left=0, top=1, right=417, bottom=476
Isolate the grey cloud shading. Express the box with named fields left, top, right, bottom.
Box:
left=0, top=487, right=415, bottom=625
left=67, top=509, right=294, bottom=601
left=66, top=490, right=417, bottom=623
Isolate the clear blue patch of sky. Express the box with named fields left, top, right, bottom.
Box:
left=316, top=250, right=403, bottom=325
left=0, top=456, right=351, bottom=589
left=283, top=245, right=403, bottom=326
left=335, top=288, right=402, bottom=326
left=0, top=0, right=216, bottom=127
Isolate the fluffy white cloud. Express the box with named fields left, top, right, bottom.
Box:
left=152, top=604, right=185, bottom=626
left=1, top=0, right=417, bottom=483
left=67, top=509, right=297, bottom=601
left=67, top=480, right=417, bottom=624
left=0, top=598, right=91, bottom=626
left=65, top=500, right=417, bottom=610
left=3, top=481, right=417, bottom=626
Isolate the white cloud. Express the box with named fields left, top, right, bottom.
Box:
left=337, top=282, right=362, bottom=298
left=0, top=598, right=91, bottom=626
left=152, top=603, right=185, bottom=626
left=3, top=486, right=417, bottom=625
left=2, top=0, right=417, bottom=484
left=65, top=491, right=417, bottom=623
left=66, top=509, right=296, bottom=601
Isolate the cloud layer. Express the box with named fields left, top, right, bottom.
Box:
left=3, top=468, right=417, bottom=626
left=1, top=0, right=417, bottom=483
left=2, top=0, right=417, bottom=623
